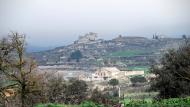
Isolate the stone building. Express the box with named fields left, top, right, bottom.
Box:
left=91, top=67, right=121, bottom=81
left=75, top=32, right=98, bottom=44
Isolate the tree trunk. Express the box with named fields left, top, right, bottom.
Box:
left=21, top=83, right=26, bottom=107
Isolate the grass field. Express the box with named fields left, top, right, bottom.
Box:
left=124, top=92, right=158, bottom=99
left=122, top=97, right=190, bottom=107
left=109, top=50, right=147, bottom=57
left=127, top=66, right=150, bottom=74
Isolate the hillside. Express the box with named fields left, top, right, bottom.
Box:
left=30, top=34, right=184, bottom=71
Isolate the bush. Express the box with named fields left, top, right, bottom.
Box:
left=35, top=102, right=103, bottom=107
left=123, top=97, right=190, bottom=107
left=130, top=75, right=147, bottom=84
left=108, top=79, right=119, bottom=87
left=80, top=101, right=103, bottom=107
left=69, top=50, right=82, bottom=62
left=35, top=103, right=64, bottom=107
left=64, top=80, right=88, bottom=104
left=90, top=88, right=119, bottom=106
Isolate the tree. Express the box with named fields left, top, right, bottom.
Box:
left=0, top=32, right=45, bottom=107
left=108, top=79, right=119, bottom=87
left=46, top=73, right=66, bottom=103
left=130, top=75, right=147, bottom=84
left=107, top=79, right=120, bottom=98
left=70, top=50, right=82, bottom=62
left=65, top=79, right=88, bottom=104
left=90, top=88, right=104, bottom=103
left=150, top=42, right=190, bottom=99
left=182, top=34, right=187, bottom=39
left=90, top=88, right=121, bottom=106
left=90, top=88, right=111, bottom=105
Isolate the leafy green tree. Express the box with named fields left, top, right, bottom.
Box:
left=70, top=50, right=82, bottom=62
left=130, top=75, right=147, bottom=84
left=108, top=79, right=119, bottom=87
left=182, top=34, right=187, bottom=39
left=150, top=41, right=190, bottom=99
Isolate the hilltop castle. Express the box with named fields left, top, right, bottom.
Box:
left=75, top=32, right=98, bottom=44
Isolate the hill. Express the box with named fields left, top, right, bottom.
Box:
left=30, top=34, right=184, bottom=71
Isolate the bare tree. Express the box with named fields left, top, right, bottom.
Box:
left=0, top=32, right=45, bottom=107
left=46, top=73, right=66, bottom=103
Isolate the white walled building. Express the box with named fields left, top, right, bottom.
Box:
left=125, top=70, right=144, bottom=76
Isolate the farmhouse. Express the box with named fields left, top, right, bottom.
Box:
left=91, top=67, right=145, bottom=81
left=39, top=65, right=145, bottom=82
left=91, top=67, right=121, bottom=81
left=78, top=73, right=92, bottom=81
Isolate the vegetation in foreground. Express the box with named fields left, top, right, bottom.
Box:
left=150, top=40, right=190, bottom=99
left=123, top=97, right=190, bottom=107
left=35, top=97, right=190, bottom=107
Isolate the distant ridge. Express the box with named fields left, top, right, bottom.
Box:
left=30, top=33, right=185, bottom=68
left=26, top=45, right=54, bottom=52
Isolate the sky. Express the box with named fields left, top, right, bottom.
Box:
left=0, top=0, right=190, bottom=47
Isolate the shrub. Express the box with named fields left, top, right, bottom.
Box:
left=64, top=80, right=88, bottom=104
left=108, top=79, right=119, bottom=87
left=69, top=50, right=82, bottom=62
left=130, top=75, right=147, bottom=84
left=35, top=103, right=64, bottom=107
left=80, top=101, right=103, bottom=107
left=123, top=97, right=190, bottom=107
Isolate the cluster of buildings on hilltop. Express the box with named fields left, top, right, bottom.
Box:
left=152, top=33, right=165, bottom=39
left=112, top=35, right=148, bottom=43
left=74, top=32, right=98, bottom=44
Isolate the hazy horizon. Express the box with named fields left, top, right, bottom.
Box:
left=0, top=0, right=190, bottom=47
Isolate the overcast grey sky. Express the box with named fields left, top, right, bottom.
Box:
left=0, top=0, right=190, bottom=47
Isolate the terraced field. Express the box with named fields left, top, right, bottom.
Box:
left=127, top=66, right=150, bottom=74
left=109, top=50, right=148, bottom=57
